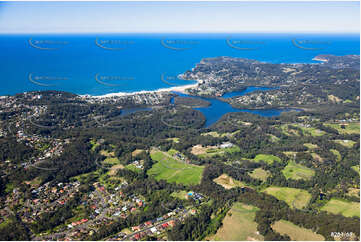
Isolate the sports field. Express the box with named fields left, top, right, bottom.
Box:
left=263, top=186, right=311, bottom=209
left=148, top=150, right=204, bottom=185
left=282, top=160, right=315, bottom=180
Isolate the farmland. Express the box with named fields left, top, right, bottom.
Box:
left=248, top=168, right=270, bottom=182
left=263, top=187, right=311, bottom=209
left=191, top=144, right=240, bottom=158
left=333, top=139, right=356, bottom=148
left=282, top=160, right=315, bottom=180
left=213, top=174, right=246, bottom=189
left=325, top=122, right=360, bottom=135
left=147, top=149, right=204, bottom=185
left=208, top=203, right=263, bottom=241
left=330, top=149, right=341, bottom=161
left=321, top=199, right=360, bottom=218
left=252, top=154, right=281, bottom=165
left=271, top=220, right=325, bottom=241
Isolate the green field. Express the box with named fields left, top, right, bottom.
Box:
left=147, top=150, right=204, bottom=185
left=352, top=165, right=360, bottom=175
left=321, top=199, right=360, bottom=218
left=166, top=137, right=180, bottom=143
left=253, top=154, right=281, bottom=165
left=295, top=124, right=326, bottom=137
left=208, top=202, right=263, bottom=241
left=201, top=130, right=240, bottom=138
left=334, top=139, right=356, bottom=148
left=280, top=124, right=300, bottom=136
left=170, top=190, right=189, bottom=200
left=325, top=122, right=360, bottom=135
left=304, top=143, right=318, bottom=150
left=272, top=220, right=325, bottom=241
left=90, top=139, right=100, bottom=151
left=199, top=145, right=241, bottom=158
left=125, top=164, right=142, bottom=173
left=282, top=160, right=315, bottom=180
left=248, top=168, right=270, bottom=182
left=263, top=187, right=311, bottom=209
left=103, top=157, right=120, bottom=165
left=330, top=149, right=341, bottom=161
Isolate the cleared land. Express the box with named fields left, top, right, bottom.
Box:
left=170, top=190, right=189, bottom=200
left=282, top=161, right=315, bottom=180
left=304, top=143, right=318, bottom=150
left=352, top=165, right=360, bottom=175
left=325, top=122, right=360, bottom=135
left=347, top=188, right=360, bottom=198
left=295, top=124, right=326, bottom=137
left=311, top=153, right=324, bottom=162
left=263, top=187, right=311, bottom=209
left=131, top=149, right=145, bottom=157
left=272, top=220, right=325, bottom=241
left=191, top=144, right=240, bottom=158
left=283, top=151, right=297, bottom=158
left=166, top=137, right=179, bottom=143
left=108, top=164, right=124, bottom=176
left=333, top=139, right=356, bottom=148
left=100, top=149, right=115, bottom=157
left=321, top=199, right=360, bottom=218
left=148, top=149, right=204, bottom=185
left=201, top=130, right=240, bottom=138
left=208, top=202, right=264, bottom=241
left=213, top=174, right=246, bottom=189
left=253, top=154, right=281, bottom=165
left=248, top=168, right=270, bottom=182
left=330, top=149, right=341, bottom=161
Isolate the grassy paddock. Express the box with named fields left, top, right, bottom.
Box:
left=272, top=219, right=325, bottom=241
left=147, top=150, right=204, bottom=185
left=282, top=160, right=315, bottom=180
left=207, top=202, right=263, bottom=241
left=352, top=165, right=360, bottom=175
left=248, top=168, right=270, bottom=182
left=321, top=199, right=360, bottom=218
left=330, top=149, right=341, bottom=161
left=253, top=154, right=281, bottom=165
left=263, top=186, right=311, bottom=209
left=213, top=174, right=246, bottom=189
left=334, top=139, right=356, bottom=148
left=325, top=122, right=360, bottom=135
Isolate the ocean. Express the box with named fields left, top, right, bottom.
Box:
left=0, top=33, right=359, bottom=96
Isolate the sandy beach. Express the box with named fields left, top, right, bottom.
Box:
left=85, top=83, right=198, bottom=99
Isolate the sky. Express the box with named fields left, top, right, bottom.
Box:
left=0, top=1, right=359, bottom=33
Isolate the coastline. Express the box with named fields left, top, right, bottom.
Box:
left=82, top=83, right=198, bottom=99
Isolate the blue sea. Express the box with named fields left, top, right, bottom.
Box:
left=0, top=33, right=359, bottom=96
